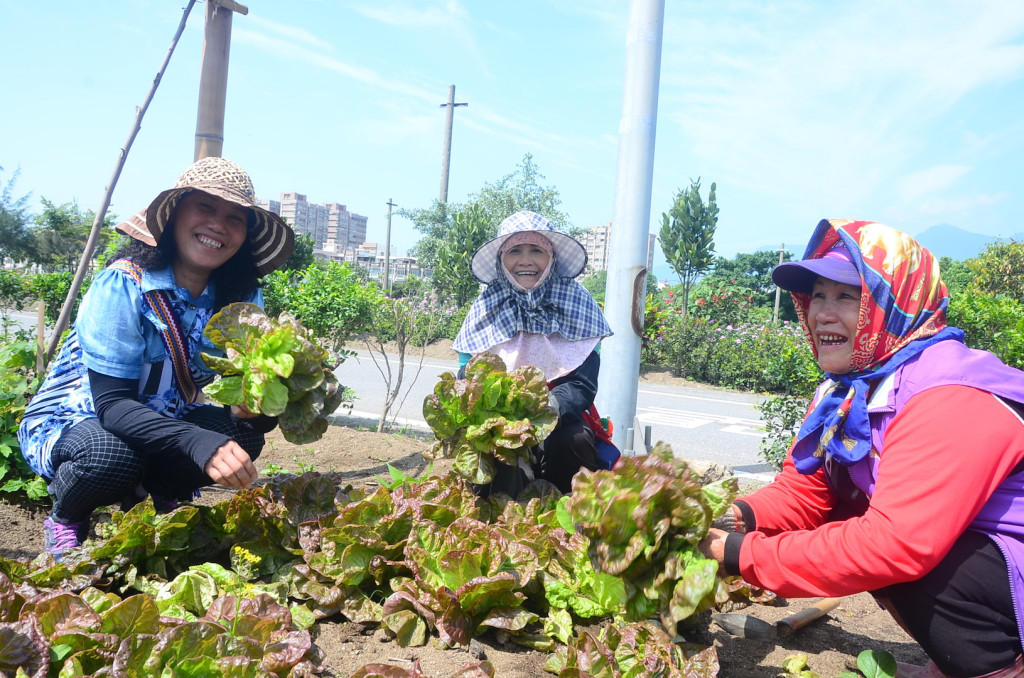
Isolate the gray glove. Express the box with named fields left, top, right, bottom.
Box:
left=711, top=504, right=744, bottom=533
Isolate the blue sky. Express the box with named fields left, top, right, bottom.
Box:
left=3, top=1, right=1023, bottom=279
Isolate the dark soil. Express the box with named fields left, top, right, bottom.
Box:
left=0, top=424, right=928, bottom=677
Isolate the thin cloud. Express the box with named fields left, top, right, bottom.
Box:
left=918, top=192, right=1009, bottom=216
left=346, top=1, right=491, bottom=78
left=900, top=165, right=972, bottom=204
left=233, top=16, right=592, bottom=170
left=244, top=15, right=335, bottom=52
left=657, top=0, right=1024, bottom=216
left=232, top=26, right=437, bottom=103
left=348, top=0, right=467, bottom=29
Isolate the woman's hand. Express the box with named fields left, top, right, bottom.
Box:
left=204, top=440, right=258, bottom=489
left=230, top=404, right=259, bottom=419
left=698, top=527, right=730, bottom=566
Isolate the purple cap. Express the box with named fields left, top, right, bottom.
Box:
left=772, top=241, right=862, bottom=293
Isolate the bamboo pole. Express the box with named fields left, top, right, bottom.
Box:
left=44, top=1, right=198, bottom=364
left=35, top=300, right=45, bottom=374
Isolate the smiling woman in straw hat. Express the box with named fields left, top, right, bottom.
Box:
left=452, top=211, right=615, bottom=498
left=18, top=156, right=294, bottom=561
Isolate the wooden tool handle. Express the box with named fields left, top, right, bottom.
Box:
left=778, top=597, right=843, bottom=634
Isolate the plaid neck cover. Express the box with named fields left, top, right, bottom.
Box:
left=453, top=275, right=611, bottom=354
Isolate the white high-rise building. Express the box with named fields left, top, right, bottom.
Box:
left=257, top=194, right=368, bottom=251
left=580, top=221, right=655, bottom=272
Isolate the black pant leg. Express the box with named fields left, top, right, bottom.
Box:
left=49, top=418, right=145, bottom=522
left=874, top=530, right=1022, bottom=675
left=534, top=420, right=599, bottom=494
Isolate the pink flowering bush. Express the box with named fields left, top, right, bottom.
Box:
left=646, top=284, right=820, bottom=394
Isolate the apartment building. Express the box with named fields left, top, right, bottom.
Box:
left=257, top=193, right=367, bottom=252
left=580, top=221, right=656, bottom=271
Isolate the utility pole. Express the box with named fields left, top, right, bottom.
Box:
left=438, top=84, right=468, bottom=203
left=596, top=0, right=665, bottom=453
left=773, top=243, right=785, bottom=323
left=384, top=199, right=397, bottom=292
left=194, top=0, right=248, bottom=160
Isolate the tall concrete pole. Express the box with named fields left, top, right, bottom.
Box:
left=438, top=84, right=468, bottom=203
left=384, top=199, right=397, bottom=291
left=596, top=0, right=665, bottom=452
left=194, top=0, right=248, bottom=161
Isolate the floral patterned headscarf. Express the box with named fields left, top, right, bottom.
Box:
left=789, top=219, right=959, bottom=473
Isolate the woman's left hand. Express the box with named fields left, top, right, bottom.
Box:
left=698, top=527, right=730, bottom=565
left=205, top=440, right=258, bottom=489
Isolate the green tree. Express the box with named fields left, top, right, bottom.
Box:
left=658, top=178, right=718, bottom=315
left=703, top=249, right=796, bottom=321
left=402, top=153, right=572, bottom=270
left=262, top=261, right=378, bottom=355
left=967, top=240, right=1024, bottom=303
left=432, top=203, right=491, bottom=307
left=472, top=153, right=569, bottom=230
left=948, top=290, right=1024, bottom=369
left=1, top=166, right=34, bottom=265
left=29, top=199, right=115, bottom=272
left=402, top=200, right=453, bottom=269
left=283, top=232, right=316, bottom=272
left=939, top=256, right=974, bottom=297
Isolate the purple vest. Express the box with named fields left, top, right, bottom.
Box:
left=841, top=340, right=1024, bottom=642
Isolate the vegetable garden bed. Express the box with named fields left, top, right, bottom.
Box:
left=0, top=426, right=928, bottom=677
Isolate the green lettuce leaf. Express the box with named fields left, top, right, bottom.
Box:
left=201, top=302, right=342, bottom=443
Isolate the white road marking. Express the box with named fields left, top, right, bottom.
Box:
left=637, top=406, right=765, bottom=437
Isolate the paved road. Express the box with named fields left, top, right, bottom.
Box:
left=3, top=309, right=776, bottom=483
left=335, top=349, right=775, bottom=483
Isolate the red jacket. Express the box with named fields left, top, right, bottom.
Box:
left=732, top=385, right=1024, bottom=597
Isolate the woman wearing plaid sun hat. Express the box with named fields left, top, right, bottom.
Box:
left=453, top=211, right=614, bottom=497
left=19, top=156, right=294, bottom=561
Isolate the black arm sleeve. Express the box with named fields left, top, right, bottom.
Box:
left=89, top=369, right=230, bottom=471
left=548, top=351, right=600, bottom=425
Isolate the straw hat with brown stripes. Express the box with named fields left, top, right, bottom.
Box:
left=115, top=157, right=294, bottom=277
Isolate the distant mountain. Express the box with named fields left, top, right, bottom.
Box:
left=914, top=223, right=1024, bottom=261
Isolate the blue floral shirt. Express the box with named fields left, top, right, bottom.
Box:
left=17, top=263, right=262, bottom=478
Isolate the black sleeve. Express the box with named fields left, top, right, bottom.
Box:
left=548, top=351, right=600, bottom=425
left=89, top=369, right=230, bottom=472
left=734, top=499, right=757, bottom=533
left=723, top=532, right=745, bottom=576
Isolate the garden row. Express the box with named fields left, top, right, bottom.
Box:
left=0, top=444, right=762, bottom=677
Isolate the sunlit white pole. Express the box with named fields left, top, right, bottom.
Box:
left=596, top=0, right=665, bottom=452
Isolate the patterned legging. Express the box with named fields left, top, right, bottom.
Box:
left=48, top=406, right=264, bottom=522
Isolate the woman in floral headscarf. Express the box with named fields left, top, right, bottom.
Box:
left=699, top=219, right=1024, bottom=677
left=453, top=211, right=614, bottom=497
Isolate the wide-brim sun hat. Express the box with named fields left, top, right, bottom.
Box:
left=471, top=211, right=587, bottom=284
left=115, top=156, right=294, bottom=277
left=772, top=239, right=862, bottom=293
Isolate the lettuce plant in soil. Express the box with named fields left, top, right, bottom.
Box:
left=0, top=449, right=769, bottom=677
left=422, top=352, right=557, bottom=484
left=201, top=302, right=344, bottom=444
left=565, top=443, right=750, bottom=630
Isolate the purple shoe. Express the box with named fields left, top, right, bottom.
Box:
left=43, top=516, right=89, bottom=561
left=151, top=495, right=180, bottom=514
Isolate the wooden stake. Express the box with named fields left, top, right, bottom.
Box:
left=35, top=300, right=45, bottom=373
